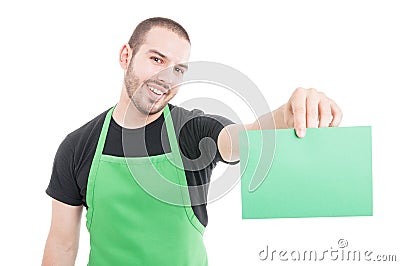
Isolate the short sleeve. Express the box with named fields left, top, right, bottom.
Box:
left=178, top=112, right=240, bottom=167
left=45, top=135, right=83, bottom=206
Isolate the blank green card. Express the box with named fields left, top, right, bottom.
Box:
left=240, top=126, right=373, bottom=219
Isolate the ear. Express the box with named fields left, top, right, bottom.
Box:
left=119, top=44, right=131, bottom=70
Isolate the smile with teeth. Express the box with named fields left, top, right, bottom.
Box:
left=148, top=86, right=165, bottom=95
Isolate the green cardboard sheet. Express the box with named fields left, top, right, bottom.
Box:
left=240, top=126, right=373, bottom=219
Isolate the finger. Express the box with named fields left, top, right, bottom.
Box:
left=283, top=103, right=294, bottom=128
left=318, top=98, right=332, bottom=127
left=291, top=88, right=307, bottom=138
left=306, top=90, right=319, bottom=128
left=329, top=100, right=343, bottom=127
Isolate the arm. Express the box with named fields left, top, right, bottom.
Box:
left=217, top=87, right=343, bottom=162
left=42, top=199, right=83, bottom=266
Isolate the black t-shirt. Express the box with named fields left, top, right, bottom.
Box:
left=46, top=104, right=238, bottom=227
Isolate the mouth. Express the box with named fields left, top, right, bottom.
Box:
left=146, top=82, right=168, bottom=101
left=148, top=85, right=165, bottom=95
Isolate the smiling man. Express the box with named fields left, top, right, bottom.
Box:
left=42, top=17, right=342, bottom=266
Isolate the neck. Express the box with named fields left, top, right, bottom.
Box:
left=112, top=88, right=164, bottom=129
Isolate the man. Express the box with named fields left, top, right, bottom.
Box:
left=42, top=17, right=342, bottom=265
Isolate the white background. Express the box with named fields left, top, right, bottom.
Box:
left=1, top=0, right=399, bottom=265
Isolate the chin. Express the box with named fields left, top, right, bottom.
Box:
left=148, top=103, right=167, bottom=115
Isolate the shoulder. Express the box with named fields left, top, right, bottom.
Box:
left=56, top=107, right=111, bottom=174
left=168, top=103, right=205, bottom=124
left=64, top=108, right=111, bottom=148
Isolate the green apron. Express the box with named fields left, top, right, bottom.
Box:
left=85, top=105, right=207, bottom=265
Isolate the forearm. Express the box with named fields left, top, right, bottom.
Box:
left=250, top=104, right=286, bottom=130
left=42, top=233, right=79, bottom=266
left=218, top=106, right=286, bottom=162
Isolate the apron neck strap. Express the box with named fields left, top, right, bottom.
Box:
left=96, top=105, right=115, bottom=155
left=163, top=104, right=181, bottom=158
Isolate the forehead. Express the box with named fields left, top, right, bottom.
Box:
left=139, top=27, right=191, bottom=63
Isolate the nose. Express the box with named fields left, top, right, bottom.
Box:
left=155, top=65, right=182, bottom=88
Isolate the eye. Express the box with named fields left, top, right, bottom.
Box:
left=174, top=67, right=184, bottom=74
left=150, top=56, right=163, bottom=64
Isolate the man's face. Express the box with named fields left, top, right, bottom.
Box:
left=124, top=27, right=191, bottom=115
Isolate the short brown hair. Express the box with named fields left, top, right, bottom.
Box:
left=128, top=17, right=190, bottom=58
